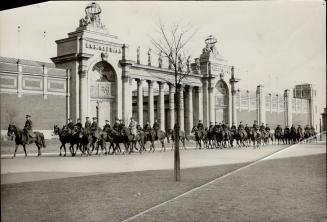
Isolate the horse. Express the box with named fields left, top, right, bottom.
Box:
left=249, top=128, right=261, bottom=149
left=53, top=125, right=71, bottom=156
left=7, top=124, right=46, bottom=158
left=145, top=129, right=166, bottom=152
left=120, top=127, right=146, bottom=154
left=234, top=129, right=248, bottom=148
left=261, top=130, right=274, bottom=145
left=191, top=126, right=205, bottom=149
left=274, top=130, right=284, bottom=145
left=170, top=129, right=188, bottom=151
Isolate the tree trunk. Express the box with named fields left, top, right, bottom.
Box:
left=174, top=86, right=181, bottom=181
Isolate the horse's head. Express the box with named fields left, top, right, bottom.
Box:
left=7, top=124, right=16, bottom=140
left=191, top=126, right=197, bottom=133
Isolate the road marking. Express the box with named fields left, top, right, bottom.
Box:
left=121, top=132, right=325, bottom=222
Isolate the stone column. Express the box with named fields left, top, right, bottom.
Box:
left=147, top=80, right=154, bottom=126
left=229, top=67, right=239, bottom=125
left=168, top=83, right=175, bottom=130
left=256, top=85, right=266, bottom=125
left=123, top=76, right=132, bottom=123
left=17, top=61, right=22, bottom=98
left=179, top=85, right=185, bottom=131
left=136, top=79, right=143, bottom=127
left=158, top=81, right=165, bottom=131
left=193, top=86, right=203, bottom=125
left=79, top=70, right=88, bottom=122
left=185, top=85, right=193, bottom=135
left=202, top=79, right=209, bottom=127
left=284, top=89, right=292, bottom=127
left=66, top=69, right=71, bottom=121
left=208, top=86, right=215, bottom=124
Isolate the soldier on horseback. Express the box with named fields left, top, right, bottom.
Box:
left=244, top=124, right=250, bottom=134
left=73, top=118, right=82, bottom=135
left=297, top=125, right=303, bottom=134
left=129, top=117, right=137, bottom=140
left=231, top=123, right=237, bottom=133
left=67, top=118, right=75, bottom=131
left=209, top=122, right=214, bottom=133
left=144, top=121, right=151, bottom=139
left=253, top=120, right=259, bottom=131
left=265, top=124, right=270, bottom=132
left=238, top=121, right=244, bottom=130
left=153, top=119, right=160, bottom=139
left=221, top=121, right=226, bottom=130
left=275, top=124, right=282, bottom=133
left=24, top=114, right=34, bottom=144
left=85, top=117, right=91, bottom=130
left=103, top=120, right=111, bottom=132
left=259, top=123, right=265, bottom=132
left=197, top=120, right=204, bottom=131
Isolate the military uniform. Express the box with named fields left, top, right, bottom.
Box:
left=259, top=124, right=265, bottom=131
left=197, top=122, right=204, bottom=131
left=75, top=121, right=82, bottom=131
left=221, top=122, right=226, bottom=130
left=275, top=126, right=282, bottom=132
left=67, top=121, right=74, bottom=130
left=103, top=122, right=111, bottom=132
left=129, top=119, right=137, bottom=136
left=85, top=119, right=92, bottom=130
left=231, top=124, right=237, bottom=132
left=238, top=123, right=244, bottom=130
left=209, top=123, right=214, bottom=133
left=265, top=126, right=270, bottom=132
left=24, top=118, right=34, bottom=138
left=245, top=125, right=250, bottom=133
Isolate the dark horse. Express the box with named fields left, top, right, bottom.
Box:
left=145, top=129, right=167, bottom=152
left=191, top=126, right=206, bottom=149
left=169, top=129, right=188, bottom=150
left=7, top=124, right=46, bottom=158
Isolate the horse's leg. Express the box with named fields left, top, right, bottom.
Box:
left=23, top=144, right=27, bottom=158
left=37, top=144, right=41, bottom=157
left=13, top=144, right=19, bottom=158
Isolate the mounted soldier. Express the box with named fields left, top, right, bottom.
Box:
left=265, top=124, right=270, bottom=132
left=238, top=121, right=244, bottom=130
left=85, top=117, right=91, bottom=131
left=221, top=121, right=226, bottom=130
left=209, top=122, right=214, bottom=133
left=74, top=118, right=83, bottom=134
left=275, top=124, right=282, bottom=133
left=129, top=117, right=137, bottom=140
left=253, top=121, right=259, bottom=131
left=290, top=124, right=296, bottom=133
left=113, top=117, right=120, bottom=132
left=259, top=123, right=265, bottom=132
left=284, top=125, right=290, bottom=134
left=90, top=117, right=100, bottom=138
left=231, top=123, right=237, bottom=133
left=24, top=114, right=34, bottom=144
left=304, top=125, right=310, bottom=132
left=153, top=119, right=160, bottom=139
left=119, top=119, right=125, bottom=131
left=197, top=120, right=204, bottom=132
left=67, top=118, right=75, bottom=131
left=244, top=124, right=250, bottom=134
left=144, top=121, right=151, bottom=138
left=297, top=125, right=303, bottom=134
left=103, top=120, right=111, bottom=133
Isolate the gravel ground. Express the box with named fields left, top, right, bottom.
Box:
left=1, top=162, right=248, bottom=222
left=130, top=154, right=326, bottom=222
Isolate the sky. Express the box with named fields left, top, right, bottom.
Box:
left=0, top=1, right=326, bottom=114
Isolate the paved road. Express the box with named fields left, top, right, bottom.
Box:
left=1, top=144, right=288, bottom=183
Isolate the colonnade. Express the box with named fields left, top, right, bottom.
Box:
left=122, top=78, right=208, bottom=134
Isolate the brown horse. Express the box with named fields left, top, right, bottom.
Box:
left=7, top=124, right=46, bottom=158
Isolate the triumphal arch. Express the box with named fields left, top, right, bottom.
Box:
left=51, top=2, right=239, bottom=134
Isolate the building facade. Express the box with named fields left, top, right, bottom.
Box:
left=0, top=3, right=318, bottom=139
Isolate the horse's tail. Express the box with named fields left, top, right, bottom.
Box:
left=41, top=133, right=46, bottom=148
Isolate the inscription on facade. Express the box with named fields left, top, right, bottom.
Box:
left=90, top=82, right=113, bottom=98
left=85, top=41, right=121, bottom=54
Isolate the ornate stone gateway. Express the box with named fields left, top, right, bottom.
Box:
left=89, top=61, right=116, bottom=126
left=215, top=80, right=229, bottom=123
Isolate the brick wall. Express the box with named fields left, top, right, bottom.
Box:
left=1, top=94, right=67, bottom=130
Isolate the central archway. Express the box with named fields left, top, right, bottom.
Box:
left=88, top=61, right=117, bottom=126
left=215, top=80, right=229, bottom=124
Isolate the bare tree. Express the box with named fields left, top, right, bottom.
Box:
left=151, top=19, right=196, bottom=181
